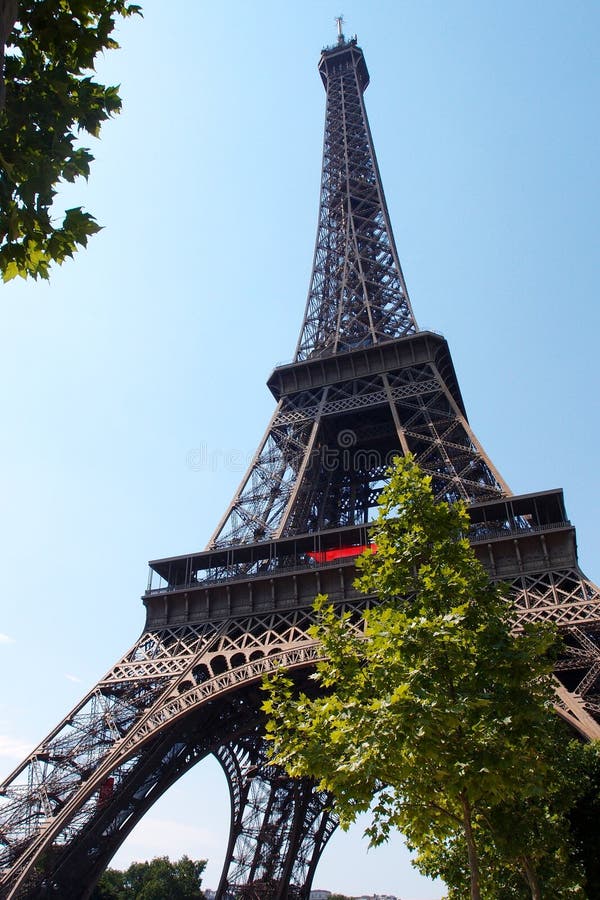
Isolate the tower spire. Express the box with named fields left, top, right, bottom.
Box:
left=206, top=39, right=505, bottom=549
left=295, top=39, right=417, bottom=361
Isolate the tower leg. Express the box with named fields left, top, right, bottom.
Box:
left=216, top=742, right=337, bottom=900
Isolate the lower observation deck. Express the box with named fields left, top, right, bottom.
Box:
left=144, top=489, right=578, bottom=629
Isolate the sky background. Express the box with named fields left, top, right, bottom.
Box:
left=0, top=1, right=599, bottom=897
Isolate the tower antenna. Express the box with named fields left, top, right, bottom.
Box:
left=335, top=14, right=345, bottom=44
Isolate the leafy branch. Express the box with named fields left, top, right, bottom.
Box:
left=0, top=0, right=141, bottom=282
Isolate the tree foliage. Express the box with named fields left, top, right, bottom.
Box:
left=263, top=456, right=588, bottom=899
left=91, top=854, right=207, bottom=899
left=415, top=740, right=600, bottom=899
left=0, top=0, right=141, bottom=282
left=569, top=740, right=600, bottom=898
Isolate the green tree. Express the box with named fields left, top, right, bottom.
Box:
left=569, top=740, right=600, bottom=898
left=0, top=0, right=141, bottom=282
left=92, top=864, right=128, bottom=899
left=262, top=456, right=584, bottom=900
left=414, top=764, right=587, bottom=899
left=92, top=855, right=207, bottom=900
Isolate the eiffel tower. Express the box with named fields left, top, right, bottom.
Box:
left=1, top=27, right=600, bottom=900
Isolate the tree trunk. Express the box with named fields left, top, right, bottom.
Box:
left=460, top=792, right=482, bottom=900
left=521, top=855, right=542, bottom=900
left=0, top=0, right=18, bottom=109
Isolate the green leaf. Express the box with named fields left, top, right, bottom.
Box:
left=0, top=0, right=140, bottom=282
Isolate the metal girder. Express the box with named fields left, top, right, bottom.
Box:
left=211, top=357, right=507, bottom=547
left=0, top=600, right=368, bottom=898
left=295, top=39, right=417, bottom=360
left=3, top=550, right=600, bottom=896
left=215, top=742, right=337, bottom=900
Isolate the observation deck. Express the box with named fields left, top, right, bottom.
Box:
left=144, top=489, right=576, bottom=629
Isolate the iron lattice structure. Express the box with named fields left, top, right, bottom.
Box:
left=2, top=33, right=600, bottom=900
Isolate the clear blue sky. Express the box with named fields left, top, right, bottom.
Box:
left=0, top=2, right=598, bottom=897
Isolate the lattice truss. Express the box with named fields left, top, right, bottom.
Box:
left=1, top=568, right=600, bottom=896
left=210, top=361, right=506, bottom=548
left=208, top=401, right=317, bottom=548
left=295, top=43, right=416, bottom=361
left=510, top=571, right=600, bottom=716
left=0, top=602, right=366, bottom=898
left=387, top=370, right=506, bottom=503
left=208, top=37, right=503, bottom=551
left=216, top=743, right=336, bottom=900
